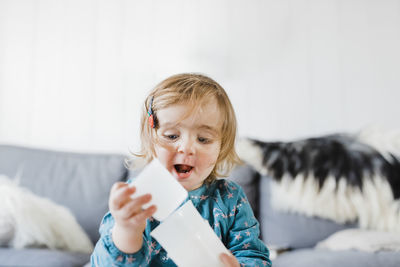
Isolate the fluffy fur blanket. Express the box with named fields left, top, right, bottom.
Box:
left=237, top=128, right=400, bottom=232
left=0, top=175, right=93, bottom=253
left=317, top=228, right=400, bottom=252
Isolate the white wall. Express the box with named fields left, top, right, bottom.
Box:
left=0, top=0, right=399, bottom=154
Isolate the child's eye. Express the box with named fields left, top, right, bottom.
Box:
left=164, top=134, right=179, bottom=140
left=198, top=137, right=211, bottom=144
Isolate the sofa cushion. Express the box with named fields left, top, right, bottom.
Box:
left=272, top=248, right=400, bottom=267
left=0, top=145, right=128, bottom=244
left=259, top=175, right=356, bottom=249
left=0, top=248, right=90, bottom=267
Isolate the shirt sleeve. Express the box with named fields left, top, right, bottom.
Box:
left=225, top=184, right=272, bottom=267
left=90, top=212, right=150, bottom=267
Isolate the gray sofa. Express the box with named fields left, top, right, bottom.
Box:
left=0, top=144, right=127, bottom=267
left=1, top=144, right=399, bottom=267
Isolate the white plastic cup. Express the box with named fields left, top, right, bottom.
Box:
left=129, top=159, right=188, bottom=221
left=151, top=201, right=229, bottom=267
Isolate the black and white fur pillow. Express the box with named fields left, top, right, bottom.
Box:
left=237, top=128, right=400, bottom=233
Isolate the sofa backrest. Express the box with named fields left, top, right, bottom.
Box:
left=0, top=145, right=128, bottom=244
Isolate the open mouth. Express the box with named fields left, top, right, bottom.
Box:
left=174, top=164, right=193, bottom=174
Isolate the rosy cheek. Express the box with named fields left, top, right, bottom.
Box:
left=155, top=146, right=175, bottom=170
left=200, top=149, right=220, bottom=167
left=157, top=141, right=177, bottom=153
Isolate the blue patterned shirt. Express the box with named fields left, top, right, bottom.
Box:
left=91, top=179, right=271, bottom=267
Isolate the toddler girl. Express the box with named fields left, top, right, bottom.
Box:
left=91, top=73, right=271, bottom=267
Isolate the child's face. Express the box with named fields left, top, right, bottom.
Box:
left=154, top=98, right=222, bottom=191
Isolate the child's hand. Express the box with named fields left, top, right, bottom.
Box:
left=108, top=182, right=157, bottom=253
left=220, top=252, right=240, bottom=267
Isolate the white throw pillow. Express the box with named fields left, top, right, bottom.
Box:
left=0, top=210, right=14, bottom=246
left=0, top=175, right=93, bottom=253
left=316, top=228, right=400, bottom=252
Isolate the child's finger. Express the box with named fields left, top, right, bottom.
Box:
left=109, top=184, right=136, bottom=210
left=119, top=194, right=152, bottom=219
left=130, top=205, right=157, bottom=223
left=110, top=186, right=134, bottom=209
left=111, top=182, right=126, bottom=191
left=219, top=253, right=239, bottom=267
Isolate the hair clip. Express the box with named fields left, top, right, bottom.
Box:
left=148, top=96, right=156, bottom=128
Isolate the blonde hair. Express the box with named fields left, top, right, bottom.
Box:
left=135, top=73, right=241, bottom=182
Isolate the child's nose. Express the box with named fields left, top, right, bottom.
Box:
left=177, top=138, right=195, bottom=155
